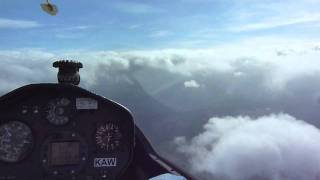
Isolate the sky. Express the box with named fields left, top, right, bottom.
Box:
left=0, top=0, right=320, bottom=50
left=2, top=1, right=320, bottom=180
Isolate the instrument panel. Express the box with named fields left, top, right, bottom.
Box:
left=0, top=84, right=134, bottom=180
left=46, top=97, right=73, bottom=126
left=0, top=121, right=33, bottom=163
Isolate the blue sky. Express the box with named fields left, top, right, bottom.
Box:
left=1, top=0, right=320, bottom=51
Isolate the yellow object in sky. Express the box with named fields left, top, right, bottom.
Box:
left=41, top=0, right=58, bottom=16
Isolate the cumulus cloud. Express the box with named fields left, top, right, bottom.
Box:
left=0, top=49, right=56, bottom=93
left=2, top=38, right=320, bottom=171
left=184, top=80, right=200, bottom=88
left=2, top=38, right=320, bottom=116
left=0, top=39, right=320, bottom=179
left=1, top=36, right=317, bottom=89
left=1, top=38, right=320, bottom=110
left=175, top=114, right=320, bottom=180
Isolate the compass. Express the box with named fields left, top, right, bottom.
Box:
left=95, top=123, right=122, bottom=152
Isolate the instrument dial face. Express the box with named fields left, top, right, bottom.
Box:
left=96, top=123, right=122, bottom=151
left=46, top=98, right=72, bottom=125
left=0, top=121, right=33, bottom=163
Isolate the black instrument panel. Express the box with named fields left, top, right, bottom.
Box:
left=0, top=84, right=134, bottom=180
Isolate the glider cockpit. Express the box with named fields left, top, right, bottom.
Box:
left=0, top=61, right=194, bottom=180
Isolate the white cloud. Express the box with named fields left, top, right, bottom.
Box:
left=53, top=25, right=93, bottom=39
left=175, top=114, right=320, bottom=180
left=1, top=36, right=320, bottom=91
left=149, top=30, right=172, bottom=38
left=229, top=13, right=320, bottom=32
left=184, top=80, right=200, bottom=88
left=55, top=33, right=84, bottom=39
left=0, top=18, right=41, bottom=29
left=219, top=0, right=320, bottom=35
left=72, top=25, right=91, bottom=30
left=64, top=25, right=91, bottom=30
left=0, top=49, right=55, bottom=92
left=233, top=71, right=245, bottom=77
left=179, top=0, right=216, bottom=3
left=113, top=2, right=165, bottom=14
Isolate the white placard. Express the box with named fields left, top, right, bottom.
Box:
left=76, top=98, right=98, bottom=110
left=94, top=158, right=117, bottom=168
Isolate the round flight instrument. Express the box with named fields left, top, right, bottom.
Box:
left=0, top=121, right=33, bottom=163
left=96, top=123, right=122, bottom=151
left=46, top=98, right=72, bottom=125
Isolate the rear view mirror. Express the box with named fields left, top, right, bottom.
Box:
left=41, top=0, right=58, bottom=16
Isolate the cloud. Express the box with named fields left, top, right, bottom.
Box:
left=175, top=114, right=320, bottom=180
left=228, top=13, right=320, bottom=32
left=149, top=30, right=172, bottom=38
left=184, top=80, right=200, bottom=88
left=128, top=24, right=141, bottom=30
left=233, top=71, right=245, bottom=77
left=276, top=50, right=287, bottom=56
left=0, top=18, right=41, bottom=29
left=61, top=25, right=93, bottom=31
left=113, top=2, right=165, bottom=14
left=314, top=46, right=320, bottom=51
left=1, top=36, right=320, bottom=92
left=55, top=33, right=84, bottom=39
left=179, top=0, right=216, bottom=3
left=1, top=36, right=320, bottom=140
left=0, top=49, right=55, bottom=93
left=70, top=25, right=91, bottom=30
left=2, top=41, right=320, bottom=180
left=223, top=0, right=320, bottom=34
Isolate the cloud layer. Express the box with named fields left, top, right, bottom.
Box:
left=175, top=114, right=320, bottom=180
left=1, top=37, right=320, bottom=179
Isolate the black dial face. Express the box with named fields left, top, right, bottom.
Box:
left=0, top=121, right=33, bottom=163
left=96, top=123, right=122, bottom=151
left=46, top=98, right=72, bottom=125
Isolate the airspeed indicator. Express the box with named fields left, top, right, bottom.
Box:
left=0, top=121, right=33, bottom=163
